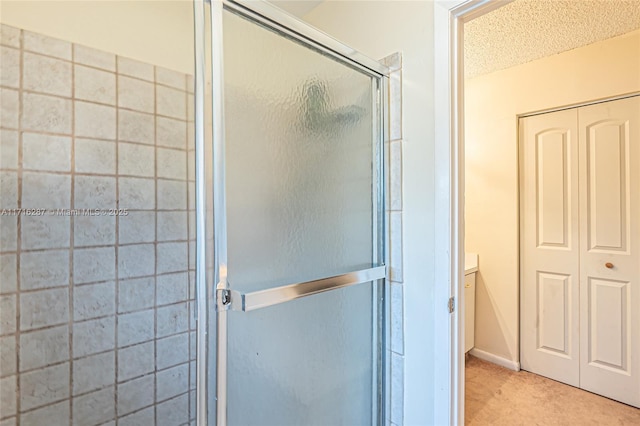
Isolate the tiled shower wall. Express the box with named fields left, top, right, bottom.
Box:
left=381, top=52, right=404, bottom=426
left=0, top=24, right=196, bottom=425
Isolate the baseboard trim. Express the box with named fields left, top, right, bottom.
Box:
left=468, top=348, right=520, bottom=371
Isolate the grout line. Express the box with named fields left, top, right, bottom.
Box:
left=15, top=25, right=24, bottom=425
left=68, top=41, right=77, bottom=426
left=153, top=65, right=159, bottom=425
left=114, top=49, right=121, bottom=426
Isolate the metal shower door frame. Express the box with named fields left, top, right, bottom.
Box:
left=193, top=1, right=390, bottom=424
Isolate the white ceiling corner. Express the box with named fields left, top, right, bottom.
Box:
left=464, top=0, right=640, bottom=78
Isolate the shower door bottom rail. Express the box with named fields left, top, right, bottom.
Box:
left=217, top=265, right=386, bottom=312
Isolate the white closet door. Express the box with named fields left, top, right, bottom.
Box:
left=578, top=96, right=640, bottom=407
left=520, top=108, right=580, bottom=386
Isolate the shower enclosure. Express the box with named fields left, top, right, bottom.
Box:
left=0, top=1, right=387, bottom=424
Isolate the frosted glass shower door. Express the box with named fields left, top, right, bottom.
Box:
left=202, top=2, right=387, bottom=425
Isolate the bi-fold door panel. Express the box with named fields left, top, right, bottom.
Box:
left=200, top=2, right=387, bottom=425
left=520, top=108, right=581, bottom=387
left=578, top=96, right=640, bottom=407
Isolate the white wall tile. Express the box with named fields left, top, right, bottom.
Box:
left=23, top=53, right=72, bottom=98
left=75, top=138, right=116, bottom=175
left=117, top=341, right=154, bottom=382
left=0, top=47, right=19, bottom=88
left=390, top=282, right=404, bottom=355
left=187, top=151, right=195, bottom=182
left=156, top=68, right=185, bottom=90
left=0, top=172, right=18, bottom=209
left=157, top=179, right=187, bottom=210
left=20, top=362, right=69, bottom=411
left=390, top=352, right=404, bottom=426
left=156, top=303, right=188, bottom=338
left=117, top=309, right=154, bottom=347
left=0, top=254, right=17, bottom=294
left=0, top=417, right=15, bottom=426
left=118, top=177, right=155, bottom=210
left=72, top=387, right=115, bottom=426
left=20, top=250, right=69, bottom=290
left=20, top=288, right=68, bottom=331
left=74, top=45, right=115, bottom=72
left=156, top=393, right=188, bottom=426
left=22, top=172, right=70, bottom=209
left=73, top=281, right=115, bottom=321
left=0, top=130, right=18, bottom=169
left=0, top=216, right=17, bottom=252
left=118, top=211, right=155, bottom=245
left=189, top=393, right=195, bottom=421
left=118, top=244, right=155, bottom=279
left=389, top=71, right=402, bottom=141
left=118, top=110, right=154, bottom=145
left=118, top=142, right=154, bottom=177
left=0, top=88, right=19, bottom=129
left=72, top=351, right=114, bottom=395
left=23, top=31, right=71, bottom=60
left=156, top=272, right=188, bottom=306
left=74, top=175, right=116, bottom=209
left=156, top=364, right=188, bottom=402
left=187, top=93, right=194, bottom=122
left=22, top=132, right=72, bottom=172
left=187, top=123, right=194, bottom=151
left=118, top=407, right=154, bottom=426
left=389, top=140, right=403, bottom=211
left=72, top=316, right=115, bottom=358
left=156, top=333, right=189, bottom=370
left=156, top=86, right=186, bottom=120
left=156, top=242, right=188, bottom=275
left=0, top=295, right=16, bottom=335
left=0, top=375, right=16, bottom=417
left=117, top=375, right=154, bottom=416
left=22, top=92, right=72, bottom=134
left=189, top=332, right=196, bottom=361
left=0, top=335, right=16, bottom=377
left=74, top=215, right=116, bottom=247
left=118, top=76, right=154, bottom=114
left=73, top=247, right=116, bottom=284
left=157, top=211, right=187, bottom=242
left=157, top=148, right=186, bottom=181
left=19, top=325, right=69, bottom=371
left=0, top=25, right=20, bottom=48
left=21, top=215, right=70, bottom=250
left=20, top=400, right=69, bottom=426
left=188, top=242, right=195, bottom=270
left=117, top=57, right=154, bottom=81
left=75, top=101, right=116, bottom=140
left=117, top=277, right=154, bottom=314
left=390, top=212, right=403, bottom=283
left=188, top=301, right=195, bottom=331
left=75, top=65, right=116, bottom=105
left=156, top=117, right=186, bottom=149
left=189, top=360, right=195, bottom=387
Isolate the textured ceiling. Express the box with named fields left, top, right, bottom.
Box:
left=464, top=0, right=640, bottom=78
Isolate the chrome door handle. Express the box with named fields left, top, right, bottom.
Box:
left=217, top=265, right=386, bottom=312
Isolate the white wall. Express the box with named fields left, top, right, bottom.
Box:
left=465, top=29, right=640, bottom=363
left=305, top=2, right=437, bottom=424
left=0, top=0, right=194, bottom=73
